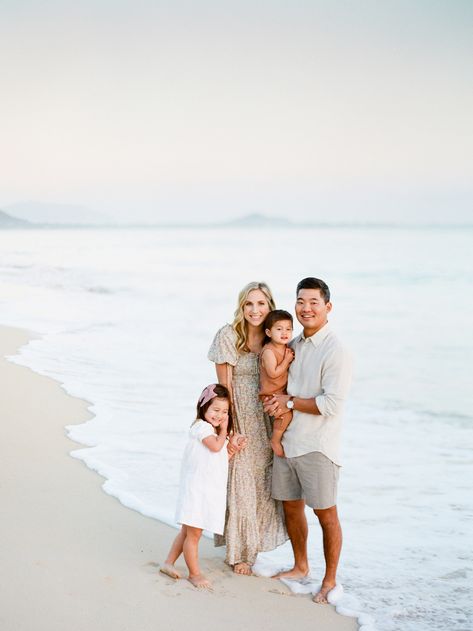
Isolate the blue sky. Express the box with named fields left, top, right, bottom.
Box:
left=1, top=0, right=471, bottom=223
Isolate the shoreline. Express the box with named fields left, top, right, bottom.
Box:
left=0, top=324, right=358, bottom=631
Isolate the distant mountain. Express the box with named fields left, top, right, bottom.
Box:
left=0, top=209, right=33, bottom=228
left=5, top=201, right=111, bottom=225
left=224, top=213, right=292, bottom=227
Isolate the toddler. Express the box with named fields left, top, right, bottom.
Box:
left=259, top=310, right=294, bottom=457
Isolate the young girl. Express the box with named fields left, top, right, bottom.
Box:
left=160, top=384, right=244, bottom=590
left=259, top=310, right=295, bottom=457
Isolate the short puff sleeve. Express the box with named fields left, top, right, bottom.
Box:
left=208, top=324, right=238, bottom=366
left=190, top=420, right=215, bottom=442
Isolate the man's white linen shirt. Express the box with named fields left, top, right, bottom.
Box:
left=282, top=323, right=352, bottom=466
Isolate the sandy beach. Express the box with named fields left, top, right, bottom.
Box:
left=0, top=325, right=357, bottom=631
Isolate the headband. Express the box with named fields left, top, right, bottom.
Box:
left=198, top=384, right=218, bottom=407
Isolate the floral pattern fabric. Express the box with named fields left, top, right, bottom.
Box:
left=208, top=324, right=288, bottom=565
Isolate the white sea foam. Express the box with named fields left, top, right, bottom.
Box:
left=1, top=226, right=472, bottom=631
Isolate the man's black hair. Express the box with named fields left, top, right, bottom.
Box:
left=296, top=277, right=330, bottom=303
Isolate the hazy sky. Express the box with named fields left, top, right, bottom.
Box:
left=1, top=0, right=472, bottom=223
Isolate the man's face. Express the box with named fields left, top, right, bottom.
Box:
left=295, top=288, right=332, bottom=334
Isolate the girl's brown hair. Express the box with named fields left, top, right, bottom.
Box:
left=195, top=384, right=233, bottom=435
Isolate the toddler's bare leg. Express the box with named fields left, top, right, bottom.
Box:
left=271, top=410, right=293, bottom=457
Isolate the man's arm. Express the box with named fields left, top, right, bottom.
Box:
left=263, top=394, right=320, bottom=416
left=263, top=346, right=351, bottom=418
left=314, top=347, right=352, bottom=417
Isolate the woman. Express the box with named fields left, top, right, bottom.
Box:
left=208, top=281, right=287, bottom=574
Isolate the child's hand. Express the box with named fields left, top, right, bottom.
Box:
left=284, top=347, right=295, bottom=363
left=217, top=418, right=229, bottom=434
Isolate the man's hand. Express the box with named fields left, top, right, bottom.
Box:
left=263, top=394, right=290, bottom=417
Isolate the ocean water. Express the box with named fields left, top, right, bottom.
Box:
left=1, top=226, right=472, bottom=630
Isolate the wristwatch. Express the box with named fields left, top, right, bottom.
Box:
left=286, top=396, right=295, bottom=410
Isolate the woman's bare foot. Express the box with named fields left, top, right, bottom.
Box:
left=272, top=566, right=309, bottom=580
left=313, top=582, right=336, bottom=603
left=188, top=574, right=213, bottom=590
left=233, top=562, right=252, bottom=575
left=159, top=562, right=181, bottom=580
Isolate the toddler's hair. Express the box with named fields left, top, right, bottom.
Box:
left=195, top=383, right=233, bottom=435
left=263, top=309, right=293, bottom=345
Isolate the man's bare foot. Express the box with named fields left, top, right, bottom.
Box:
left=159, top=562, right=181, bottom=579
left=271, top=439, right=285, bottom=458
left=272, top=567, right=309, bottom=580
left=233, top=562, right=252, bottom=575
left=188, top=574, right=213, bottom=590
left=313, top=582, right=336, bottom=603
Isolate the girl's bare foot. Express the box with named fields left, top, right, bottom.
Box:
left=159, top=563, right=181, bottom=579
left=234, top=562, right=252, bottom=575
left=188, top=574, right=213, bottom=590
left=313, top=582, right=336, bottom=603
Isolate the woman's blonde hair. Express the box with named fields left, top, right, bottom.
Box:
left=232, top=281, right=275, bottom=353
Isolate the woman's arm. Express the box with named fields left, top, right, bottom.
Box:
left=215, top=363, right=233, bottom=401
left=214, top=362, right=236, bottom=457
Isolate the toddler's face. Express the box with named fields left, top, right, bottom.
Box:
left=266, top=320, right=293, bottom=345
left=204, top=398, right=229, bottom=427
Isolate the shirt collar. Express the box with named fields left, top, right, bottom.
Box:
left=295, top=322, right=331, bottom=347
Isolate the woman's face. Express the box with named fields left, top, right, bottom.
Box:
left=243, top=289, right=271, bottom=329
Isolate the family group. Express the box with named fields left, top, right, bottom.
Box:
left=160, top=277, right=352, bottom=605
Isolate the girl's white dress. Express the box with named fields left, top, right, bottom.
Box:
left=175, top=420, right=228, bottom=535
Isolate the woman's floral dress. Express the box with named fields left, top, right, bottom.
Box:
left=208, top=324, right=287, bottom=565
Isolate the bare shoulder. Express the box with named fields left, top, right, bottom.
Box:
left=260, top=345, right=275, bottom=357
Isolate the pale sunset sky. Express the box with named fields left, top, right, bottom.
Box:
left=1, top=0, right=472, bottom=224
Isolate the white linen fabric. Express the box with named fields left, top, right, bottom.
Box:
left=174, top=420, right=229, bottom=535
left=283, top=323, right=352, bottom=465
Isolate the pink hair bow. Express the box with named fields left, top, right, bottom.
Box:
left=198, top=384, right=218, bottom=407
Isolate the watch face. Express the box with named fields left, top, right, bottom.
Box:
left=287, top=400, right=294, bottom=409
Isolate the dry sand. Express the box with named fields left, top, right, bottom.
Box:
left=0, top=325, right=358, bottom=631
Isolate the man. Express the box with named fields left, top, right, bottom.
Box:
left=264, top=277, right=352, bottom=604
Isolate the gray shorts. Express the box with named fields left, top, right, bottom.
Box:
left=272, top=451, right=340, bottom=509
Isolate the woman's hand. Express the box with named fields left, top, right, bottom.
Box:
left=230, top=432, right=247, bottom=450
left=227, top=432, right=247, bottom=459
left=227, top=441, right=238, bottom=457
